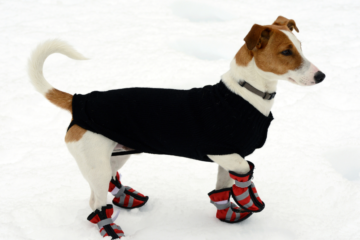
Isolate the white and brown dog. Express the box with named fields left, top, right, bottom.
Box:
left=28, top=16, right=325, bottom=239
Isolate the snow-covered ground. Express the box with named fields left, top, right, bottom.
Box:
left=1, top=0, right=360, bottom=239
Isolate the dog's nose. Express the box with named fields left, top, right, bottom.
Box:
left=314, top=71, right=326, bottom=83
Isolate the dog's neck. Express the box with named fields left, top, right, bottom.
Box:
left=221, top=58, right=278, bottom=117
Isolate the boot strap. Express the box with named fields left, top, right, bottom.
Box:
left=97, top=218, right=113, bottom=229
left=225, top=204, right=242, bottom=222
left=97, top=218, right=125, bottom=238
left=235, top=180, right=252, bottom=188
left=113, top=185, right=126, bottom=198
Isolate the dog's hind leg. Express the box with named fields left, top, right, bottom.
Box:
left=109, top=153, right=149, bottom=209
left=110, top=154, right=130, bottom=178
left=66, top=126, right=116, bottom=210
left=66, top=126, right=125, bottom=238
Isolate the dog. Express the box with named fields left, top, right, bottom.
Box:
left=28, top=16, right=325, bottom=239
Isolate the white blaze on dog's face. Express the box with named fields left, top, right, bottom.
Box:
left=236, top=16, right=325, bottom=86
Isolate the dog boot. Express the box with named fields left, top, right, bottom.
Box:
left=229, top=161, right=265, bottom=212
left=109, top=172, right=149, bottom=209
left=208, top=188, right=252, bottom=223
left=87, top=204, right=124, bottom=239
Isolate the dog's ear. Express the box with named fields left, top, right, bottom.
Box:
left=273, top=16, right=299, bottom=32
left=244, top=24, right=272, bottom=51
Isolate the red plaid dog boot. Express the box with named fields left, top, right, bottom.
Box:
left=109, top=172, right=149, bottom=209
left=87, top=204, right=124, bottom=239
left=229, top=161, right=265, bottom=212
left=208, top=188, right=252, bottom=223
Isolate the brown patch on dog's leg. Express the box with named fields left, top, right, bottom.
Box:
left=65, top=124, right=86, bottom=143
left=46, top=88, right=73, bottom=113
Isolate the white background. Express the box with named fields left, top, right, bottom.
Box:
left=1, top=0, right=359, bottom=239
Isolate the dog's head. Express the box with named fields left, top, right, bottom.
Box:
left=236, top=16, right=325, bottom=86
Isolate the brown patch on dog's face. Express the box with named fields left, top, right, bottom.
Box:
left=253, top=28, right=303, bottom=75
left=235, top=16, right=303, bottom=75
left=46, top=89, right=73, bottom=113
left=65, top=123, right=86, bottom=143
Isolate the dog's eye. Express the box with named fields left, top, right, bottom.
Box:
left=281, top=50, right=292, bottom=56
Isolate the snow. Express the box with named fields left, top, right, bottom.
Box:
left=1, top=0, right=360, bottom=239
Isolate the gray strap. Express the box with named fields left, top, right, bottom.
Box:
left=235, top=180, right=252, bottom=188
left=97, top=218, right=113, bottom=229
left=100, top=228, right=106, bottom=237
left=113, top=225, right=122, bottom=231
left=114, top=185, right=126, bottom=198
left=99, top=224, right=124, bottom=237
left=128, top=197, right=134, bottom=208
left=210, top=201, right=231, bottom=210
left=235, top=189, right=249, bottom=201
left=243, top=199, right=254, bottom=209
left=125, top=186, right=139, bottom=194
left=119, top=194, right=125, bottom=205
left=225, top=208, right=233, bottom=221
left=240, top=81, right=276, bottom=100
left=234, top=212, right=241, bottom=222
left=251, top=182, right=259, bottom=198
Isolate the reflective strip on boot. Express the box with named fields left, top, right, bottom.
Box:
left=97, top=218, right=113, bottom=229
left=125, top=186, right=139, bottom=195
left=235, top=180, right=252, bottom=188
left=234, top=212, right=241, bottom=221
left=100, top=225, right=125, bottom=238
left=114, top=185, right=126, bottom=198
left=100, top=228, right=107, bottom=237
left=243, top=199, right=254, bottom=209
left=225, top=208, right=233, bottom=221
left=233, top=186, right=255, bottom=209
left=225, top=203, right=242, bottom=222
left=235, top=189, right=249, bottom=201
left=251, top=182, right=259, bottom=198
left=210, top=201, right=231, bottom=210
left=98, top=219, right=124, bottom=238
left=119, top=195, right=126, bottom=206
left=234, top=180, right=257, bottom=209
left=128, top=196, right=134, bottom=208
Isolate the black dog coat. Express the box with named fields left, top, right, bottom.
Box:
left=70, top=81, right=273, bottom=162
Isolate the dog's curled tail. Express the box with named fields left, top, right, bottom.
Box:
left=28, top=39, right=87, bottom=113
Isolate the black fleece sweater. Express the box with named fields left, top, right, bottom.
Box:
left=71, top=81, right=273, bottom=162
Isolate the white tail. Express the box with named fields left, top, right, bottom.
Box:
left=28, top=39, right=87, bottom=96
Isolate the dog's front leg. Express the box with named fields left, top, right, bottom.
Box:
left=208, top=153, right=250, bottom=175
left=207, top=154, right=265, bottom=223
left=206, top=154, right=253, bottom=223
left=215, top=165, right=234, bottom=190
